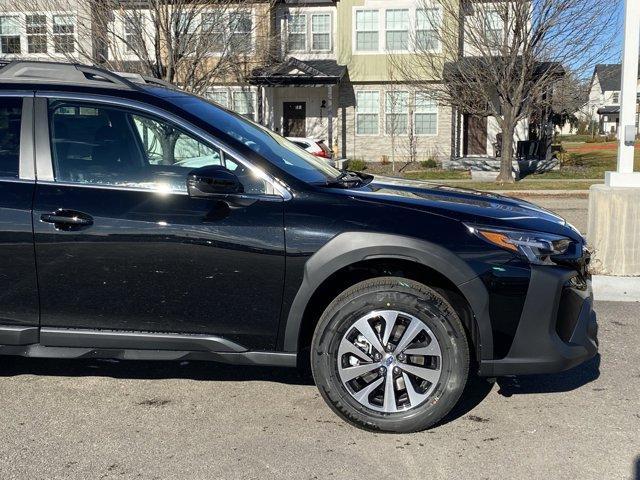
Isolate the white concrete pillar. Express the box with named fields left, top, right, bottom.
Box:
left=606, top=0, right=640, bottom=187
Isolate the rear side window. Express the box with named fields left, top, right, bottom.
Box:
left=0, top=97, right=22, bottom=178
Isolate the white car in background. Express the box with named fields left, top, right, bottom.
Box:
left=287, top=137, right=333, bottom=160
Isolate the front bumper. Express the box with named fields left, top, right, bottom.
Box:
left=479, top=266, right=598, bottom=376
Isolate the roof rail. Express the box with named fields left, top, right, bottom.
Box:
left=0, top=61, right=144, bottom=91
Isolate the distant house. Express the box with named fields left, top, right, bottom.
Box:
left=587, top=64, right=640, bottom=135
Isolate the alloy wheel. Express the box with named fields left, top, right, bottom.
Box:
left=337, top=310, right=443, bottom=413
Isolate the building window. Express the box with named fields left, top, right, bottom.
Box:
left=385, top=91, right=408, bottom=135
left=416, top=8, right=440, bottom=51
left=311, top=14, right=331, bottom=51
left=124, top=16, right=142, bottom=53
left=288, top=14, right=307, bottom=51
left=208, top=90, right=229, bottom=108
left=53, top=15, right=75, bottom=54
left=26, top=14, right=47, bottom=54
left=385, top=9, right=409, bottom=51
left=233, top=91, right=255, bottom=120
left=356, top=91, right=380, bottom=135
left=0, top=16, right=21, bottom=54
left=485, top=10, right=504, bottom=49
left=229, top=11, right=252, bottom=54
left=415, top=92, right=438, bottom=135
left=612, top=92, right=620, bottom=104
left=355, top=10, right=379, bottom=52
left=201, top=12, right=225, bottom=53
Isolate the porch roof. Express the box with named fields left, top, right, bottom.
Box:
left=597, top=105, right=621, bottom=115
left=249, top=57, right=346, bottom=86
left=443, top=57, right=565, bottom=81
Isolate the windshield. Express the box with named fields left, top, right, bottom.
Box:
left=161, top=92, right=342, bottom=184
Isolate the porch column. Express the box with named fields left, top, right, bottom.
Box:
left=327, top=84, right=334, bottom=154
left=257, top=86, right=264, bottom=125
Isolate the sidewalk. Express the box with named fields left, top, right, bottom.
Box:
left=592, top=275, right=640, bottom=302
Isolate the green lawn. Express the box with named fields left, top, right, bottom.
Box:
left=359, top=141, right=638, bottom=190
left=534, top=143, right=640, bottom=179
left=440, top=180, right=599, bottom=191
left=401, top=169, right=469, bottom=180
left=402, top=142, right=639, bottom=190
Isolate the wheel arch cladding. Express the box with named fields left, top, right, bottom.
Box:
left=281, top=232, right=493, bottom=362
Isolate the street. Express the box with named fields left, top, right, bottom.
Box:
left=0, top=196, right=638, bottom=480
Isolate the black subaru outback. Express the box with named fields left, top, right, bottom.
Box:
left=0, top=62, right=597, bottom=433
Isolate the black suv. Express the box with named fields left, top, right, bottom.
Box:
left=0, top=62, right=597, bottom=433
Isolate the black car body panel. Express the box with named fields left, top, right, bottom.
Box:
left=33, top=183, right=285, bottom=349
left=0, top=75, right=597, bottom=377
left=0, top=181, right=39, bottom=329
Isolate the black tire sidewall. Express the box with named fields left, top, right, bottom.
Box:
left=311, top=277, right=469, bottom=433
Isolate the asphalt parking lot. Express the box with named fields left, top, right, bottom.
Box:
left=0, top=196, right=638, bottom=480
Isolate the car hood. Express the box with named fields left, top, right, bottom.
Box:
left=341, top=176, right=583, bottom=241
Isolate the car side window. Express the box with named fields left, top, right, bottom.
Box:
left=0, top=97, right=22, bottom=179
left=48, top=101, right=270, bottom=194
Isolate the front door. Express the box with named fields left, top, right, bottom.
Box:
left=463, top=115, right=488, bottom=156
left=283, top=102, right=306, bottom=137
left=32, top=96, right=286, bottom=351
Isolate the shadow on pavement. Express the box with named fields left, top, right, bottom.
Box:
left=439, top=353, right=601, bottom=426
left=0, top=356, right=315, bottom=386
left=496, top=354, right=601, bottom=396
left=635, top=456, right=640, bottom=480
left=0, top=353, right=602, bottom=425
left=438, top=371, right=495, bottom=427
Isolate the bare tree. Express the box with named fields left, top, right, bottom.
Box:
left=392, top=0, right=620, bottom=182
left=6, top=0, right=278, bottom=94
left=550, top=73, right=589, bottom=133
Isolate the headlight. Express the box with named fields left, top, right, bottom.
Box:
left=467, top=225, right=572, bottom=265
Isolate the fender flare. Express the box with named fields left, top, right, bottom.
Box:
left=280, top=232, right=493, bottom=360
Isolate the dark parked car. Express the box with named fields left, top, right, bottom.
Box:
left=0, top=62, right=597, bottom=433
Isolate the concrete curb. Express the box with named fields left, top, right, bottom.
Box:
left=488, top=189, right=590, bottom=197
left=592, top=275, right=640, bottom=302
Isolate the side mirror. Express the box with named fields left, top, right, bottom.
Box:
left=187, top=166, right=243, bottom=198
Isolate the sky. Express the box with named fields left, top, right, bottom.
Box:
left=606, top=1, right=624, bottom=63
left=604, top=0, right=640, bottom=64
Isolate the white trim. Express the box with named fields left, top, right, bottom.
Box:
left=108, top=7, right=256, bottom=61
left=284, top=9, right=333, bottom=54
left=384, top=90, right=409, bottom=136
left=0, top=11, right=79, bottom=58
left=384, top=9, right=410, bottom=53
left=352, top=5, right=442, bottom=55
left=310, top=12, right=332, bottom=53
left=353, top=8, right=380, bottom=53
left=355, top=90, right=381, bottom=137
left=414, top=91, right=439, bottom=137
left=207, top=86, right=258, bottom=121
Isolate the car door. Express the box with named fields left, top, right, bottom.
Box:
left=0, top=93, right=40, bottom=344
left=31, top=94, right=286, bottom=351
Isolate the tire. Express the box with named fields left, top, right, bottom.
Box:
left=311, top=277, right=469, bottom=433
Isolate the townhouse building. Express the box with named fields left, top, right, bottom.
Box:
left=0, top=0, right=541, bottom=165
left=585, top=64, right=640, bottom=135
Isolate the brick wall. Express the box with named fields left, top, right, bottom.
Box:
left=335, top=79, right=452, bottom=163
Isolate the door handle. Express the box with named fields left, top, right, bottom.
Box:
left=40, top=210, right=94, bottom=229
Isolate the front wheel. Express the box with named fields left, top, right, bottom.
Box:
left=311, top=277, right=469, bottom=433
